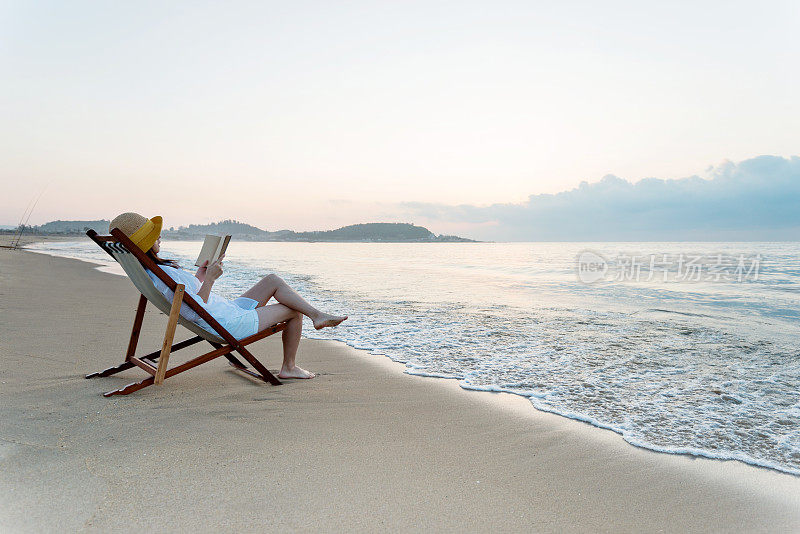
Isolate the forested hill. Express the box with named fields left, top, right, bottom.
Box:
left=294, top=223, right=448, bottom=241
left=35, top=220, right=110, bottom=233
left=165, top=220, right=266, bottom=237
left=163, top=221, right=475, bottom=242
left=13, top=219, right=476, bottom=242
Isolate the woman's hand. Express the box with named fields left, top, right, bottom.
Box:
left=196, top=255, right=224, bottom=304
left=206, top=255, right=224, bottom=281
left=195, top=260, right=209, bottom=283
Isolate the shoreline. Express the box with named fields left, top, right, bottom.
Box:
left=22, top=239, right=800, bottom=477
left=3, top=246, right=799, bottom=531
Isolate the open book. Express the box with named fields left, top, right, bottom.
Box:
left=195, top=234, right=231, bottom=267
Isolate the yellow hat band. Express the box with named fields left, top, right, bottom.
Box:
left=129, top=220, right=153, bottom=244
left=127, top=216, right=162, bottom=252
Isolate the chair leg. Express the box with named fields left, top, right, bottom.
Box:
left=101, top=351, right=280, bottom=395
left=206, top=339, right=281, bottom=384
left=104, top=340, right=237, bottom=396
left=104, top=377, right=155, bottom=397
left=207, top=340, right=248, bottom=369
left=86, top=295, right=148, bottom=379
left=95, top=319, right=285, bottom=395
left=226, top=356, right=266, bottom=380
left=236, top=346, right=282, bottom=385
left=86, top=361, right=136, bottom=379
left=86, top=338, right=201, bottom=379
left=154, top=284, right=184, bottom=385
left=125, top=295, right=148, bottom=361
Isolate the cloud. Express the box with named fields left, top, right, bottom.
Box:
left=402, top=156, right=800, bottom=241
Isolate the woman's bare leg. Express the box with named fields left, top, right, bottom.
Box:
left=241, top=273, right=347, bottom=329
left=255, top=304, right=314, bottom=378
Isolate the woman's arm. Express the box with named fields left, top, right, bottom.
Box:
left=196, top=279, right=214, bottom=303
left=196, top=257, right=224, bottom=303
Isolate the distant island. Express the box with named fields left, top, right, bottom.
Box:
left=6, top=219, right=477, bottom=243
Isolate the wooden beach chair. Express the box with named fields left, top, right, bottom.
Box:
left=84, top=228, right=286, bottom=397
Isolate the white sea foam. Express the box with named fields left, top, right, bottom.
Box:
left=26, top=239, right=800, bottom=475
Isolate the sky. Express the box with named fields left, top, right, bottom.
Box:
left=1, top=1, right=798, bottom=240
left=406, top=155, right=800, bottom=241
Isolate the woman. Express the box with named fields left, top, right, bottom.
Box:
left=109, top=212, right=347, bottom=379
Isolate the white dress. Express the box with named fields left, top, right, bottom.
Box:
left=146, top=265, right=259, bottom=340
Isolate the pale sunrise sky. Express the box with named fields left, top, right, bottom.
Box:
left=1, top=1, right=798, bottom=239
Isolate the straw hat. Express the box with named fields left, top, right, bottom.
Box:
left=109, top=212, right=163, bottom=252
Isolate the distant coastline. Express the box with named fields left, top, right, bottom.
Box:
left=3, top=219, right=478, bottom=243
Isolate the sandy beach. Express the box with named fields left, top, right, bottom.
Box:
left=1, top=248, right=799, bottom=533
left=0, top=234, right=80, bottom=248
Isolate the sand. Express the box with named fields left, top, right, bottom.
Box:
left=0, top=234, right=79, bottom=248
left=1, top=248, right=799, bottom=533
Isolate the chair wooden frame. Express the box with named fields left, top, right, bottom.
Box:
left=85, top=228, right=286, bottom=397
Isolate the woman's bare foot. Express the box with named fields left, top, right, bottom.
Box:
left=312, top=312, right=348, bottom=330
left=278, top=365, right=315, bottom=379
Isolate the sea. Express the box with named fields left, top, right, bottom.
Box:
left=27, top=239, right=800, bottom=475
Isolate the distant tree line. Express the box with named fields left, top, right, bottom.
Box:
left=3, top=219, right=476, bottom=242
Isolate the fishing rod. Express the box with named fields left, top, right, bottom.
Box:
left=12, top=184, right=49, bottom=249
left=11, top=196, right=37, bottom=249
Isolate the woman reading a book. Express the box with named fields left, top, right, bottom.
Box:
left=109, top=212, right=347, bottom=379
